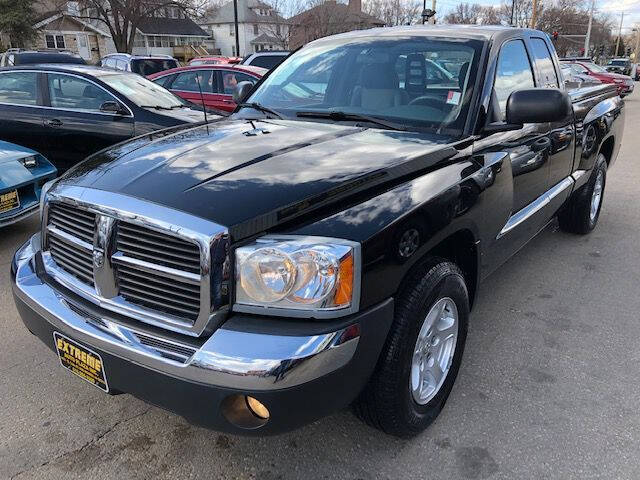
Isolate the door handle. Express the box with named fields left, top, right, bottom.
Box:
left=45, top=119, right=63, bottom=127
left=531, top=137, right=551, bottom=152
left=222, top=99, right=235, bottom=104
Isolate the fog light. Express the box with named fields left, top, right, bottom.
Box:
left=246, top=396, right=270, bottom=419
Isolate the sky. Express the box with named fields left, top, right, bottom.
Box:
left=434, top=0, right=640, bottom=34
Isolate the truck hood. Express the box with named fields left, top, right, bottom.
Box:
left=58, top=119, right=458, bottom=239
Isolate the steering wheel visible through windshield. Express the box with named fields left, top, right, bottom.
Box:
left=241, top=36, right=483, bottom=135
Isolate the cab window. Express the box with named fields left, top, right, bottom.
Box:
left=530, top=38, right=559, bottom=88
left=493, top=40, right=535, bottom=120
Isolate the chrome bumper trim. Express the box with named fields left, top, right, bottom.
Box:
left=12, top=236, right=359, bottom=391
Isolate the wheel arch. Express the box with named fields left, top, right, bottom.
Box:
left=398, top=228, right=479, bottom=309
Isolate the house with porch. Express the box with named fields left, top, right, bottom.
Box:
left=199, top=0, right=289, bottom=57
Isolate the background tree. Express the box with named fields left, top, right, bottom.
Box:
left=68, top=0, right=208, bottom=53
left=0, top=0, right=38, bottom=48
left=364, top=0, right=422, bottom=26
left=443, top=3, right=482, bottom=24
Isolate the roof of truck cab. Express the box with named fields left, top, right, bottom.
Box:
left=312, top=25, right=539, bottom=43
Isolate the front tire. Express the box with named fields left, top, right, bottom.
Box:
left=353, top=257, right=469, bottom=437
left=558, top=153, right=607, bottom=234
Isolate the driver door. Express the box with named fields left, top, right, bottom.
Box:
left=473, top=39, right=553, bottom=270
left=42, top=72, right=134, bottom=170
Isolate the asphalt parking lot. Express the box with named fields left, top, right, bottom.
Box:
left=2, top=93, right=640, bottom=480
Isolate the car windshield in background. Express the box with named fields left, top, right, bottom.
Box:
left=98, top=72, right=186, bottom=109
left=250, top=55, right=287, bottom=69
left=130, top=59, right=178, bottom=76
left=586, top=63, right=608, bottom=73
left=609, top=60, right=628, bottom=66
left=244, top=37, right=483, bottom=135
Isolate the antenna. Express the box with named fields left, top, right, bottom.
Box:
left=195, top=71, right=209, bottom=127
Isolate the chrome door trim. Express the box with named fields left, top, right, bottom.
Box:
left=498, top=176, right=574, bottom=237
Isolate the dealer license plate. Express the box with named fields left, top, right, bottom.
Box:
left=54, top=332, right=109, bottom=392
left=0, top=190, right=19, bottom=214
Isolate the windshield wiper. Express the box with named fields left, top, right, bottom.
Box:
left=140, top=105, right=174, bottom=110
left=237, top=102, right=283, bottom=119
left=296, top=110, right=406, bottom=131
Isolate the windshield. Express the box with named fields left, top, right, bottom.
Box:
left=131, top=58, right=178, bottom=76
left=99, top=72, right=186, bottom=109
left=243, top=36, right=483, bottom=135
left=609, top=60, right=628, bottom=66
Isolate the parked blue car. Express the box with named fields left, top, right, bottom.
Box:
left=0, top=141, right=57, bottom=227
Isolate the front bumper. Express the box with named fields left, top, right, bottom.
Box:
left=0, top=203, right=38, bottom=227
left=11, top=236, right=394, bottom=435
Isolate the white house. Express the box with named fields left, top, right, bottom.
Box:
left=199, top=0, right=289, bottom=57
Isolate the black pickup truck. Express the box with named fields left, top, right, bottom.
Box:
left=12, top=26, right=624, bottom=437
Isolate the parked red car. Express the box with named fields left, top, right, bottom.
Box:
left=148, top=64, right=266, bottom=112
left=561, top=60, right=634, bottom=97
left=188, top=56, right=242, bottom=66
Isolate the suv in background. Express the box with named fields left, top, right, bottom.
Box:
left=0, top=50, right=85, bottom=67
left=241, top=51, right=289, bottom=70
left=99, top=54, right=179, bottom=76
left=606, top=58, right=632, bottom=76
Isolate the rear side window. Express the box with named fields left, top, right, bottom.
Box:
left=0, top=72, right=38, bottom=105
left=47, top=73, right=114, bottom=111
left=249, top=55, right=285, bottom=69
left=171, top=70, right=214, bottom=92
left=530, top=38, right=559, bottom=88
left=153, top=74, right=176, bottom=87
left=131, top=59, right=178, bottom=76
left=494, top=40, right=535, bottom=120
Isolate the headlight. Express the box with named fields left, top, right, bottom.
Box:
left=20, top=155, right=38, bottom=169
left=234, top=236, right=360, bottom=318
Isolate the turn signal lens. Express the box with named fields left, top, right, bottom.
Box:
left=334, top=253, right=354, bottom=306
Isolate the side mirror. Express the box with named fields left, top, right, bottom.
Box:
left=506, top=88, right=572, bottom=124
left=233, top=81, right=254, bottom=104
left=100, top=101, right=126, bottom=114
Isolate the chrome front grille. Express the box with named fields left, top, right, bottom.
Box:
left=48, top=203, right=96, bottom=244
left=116, top=222, right=201, bottom=274
left=49, top=234, right=95, bottom=287
left=42, top=189, right=228, bottom=337
left=115, top=262, right=201, bottom=320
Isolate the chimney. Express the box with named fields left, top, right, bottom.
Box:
left=348, top=0, right=362, bottom=13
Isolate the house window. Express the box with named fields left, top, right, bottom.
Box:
left=133, top=34, right=145, bottom=48
left=232, top=46, right=236, bottom=56
left=276, top=24, right=280, bottom=35
left=254, top=24, right=259, bottom=35
left=45, top=34, right=65, bottom=49
left=229, top=24, right=235, bottom=36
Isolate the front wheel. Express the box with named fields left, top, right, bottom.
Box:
left=558, top=153, right=607, bottom=234
left=353, top=257, right=469, bottom=437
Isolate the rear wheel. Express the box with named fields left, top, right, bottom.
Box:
left=353, top=257, right=469, bottom=437
left=558, top=153, right=607, bottom=234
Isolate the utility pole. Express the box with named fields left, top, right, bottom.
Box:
left=530, top=0, right=538, bottom=29
left=616, top=12, right=624, bottom=57
left=510, top=0, right=515, bottom=26
left=584, top=0, right=595, bottom=56
left=233, top=0, right=240, bottom=57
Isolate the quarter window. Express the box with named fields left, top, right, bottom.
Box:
left=494, top=40, right=535, bottom=120
left=530, top=38, right=559, bottom=88
left=47, top=74, right=114, bottom=111
left=0, top=72, right=39, bottom=105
